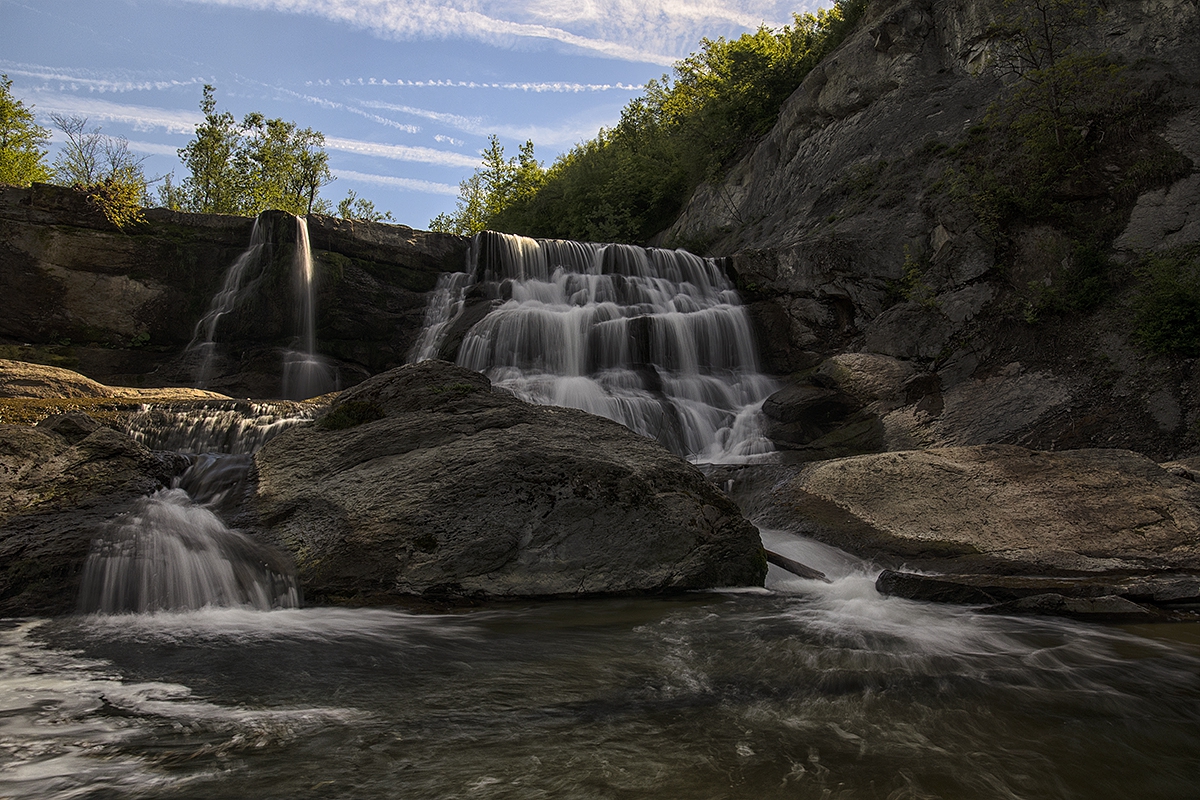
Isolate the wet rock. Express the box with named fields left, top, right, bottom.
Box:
left=766, top=445, right=1200, bottom=588
left=981, top=593, right=1161, bottom=622
left=876, top=569, right=1200, bottom=612
left=0, top=418, right=187, bottom=615
left=248, top=361, right=767, bottom=602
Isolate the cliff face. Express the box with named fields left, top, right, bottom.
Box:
left=666, top=0, right=1200, bottom=460
left=0, top=184, right=468, bottom=397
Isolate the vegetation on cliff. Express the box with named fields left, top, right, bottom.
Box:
left=946, top=0, right=1195, bottom=351
left=0, top=74, right=52, bottom=187
left=430, top=0, right=867, bottom=243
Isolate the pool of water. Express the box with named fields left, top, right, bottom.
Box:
left=4, top=547, right=1198, bottom=800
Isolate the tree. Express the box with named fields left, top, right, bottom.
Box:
left=171, top=85, right=335, bottom=215
left=49, top=113, right=149, bottom=229
left=429, top=135, right=544, bottom=234
left=0, top=74, right=52, bottom=186
left=337, top=189, right=394, bottom=222
left=175, top=85, right=246, bottom=214
left=434, top=0, right=867, bottom=243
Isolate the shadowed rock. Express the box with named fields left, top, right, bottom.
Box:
left=247, top=361, right=767, bottom=602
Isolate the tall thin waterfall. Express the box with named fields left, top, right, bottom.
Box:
left=185, top=216, right=270, bottom=388
left=411, top=231, right=776, bottom=462
left=282, top=215, right=336, bottom=400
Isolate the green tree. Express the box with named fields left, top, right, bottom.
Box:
left=174, top=85, right=247, bottom=214
left=0, top=74, right=52, bottom=186
left=430, top=135, right=545, bottom=234
left=435, top=0, right=867, bottom=243
left=171, top=85, right=335, bottom=216
left=337, top=189, right=394, bottom=222
left=49, top=113, right=149, bottom=230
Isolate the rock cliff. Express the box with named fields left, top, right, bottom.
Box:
left=666, top=0, right=1200, bottom=462
left=0, top=183, right=468, bottom=397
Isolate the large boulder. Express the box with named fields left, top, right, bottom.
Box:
left=0, top=413, right=186, bottom=615
left=761, top=445, right=1200, bottom=616
left=768, top=445, right=1200, bottom=573
left=248, top=361, right=767, bottom=601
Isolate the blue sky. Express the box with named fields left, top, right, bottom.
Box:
left=2, top=0, right=823, bottom=229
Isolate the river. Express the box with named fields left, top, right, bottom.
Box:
left=4, top=541, right=1198, bottom=799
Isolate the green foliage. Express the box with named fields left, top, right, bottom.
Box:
left=86, top=177, right=148, bottom=230
left=1132, top=246, right=1200, bottom=357
left=433, top=0, right=866, bottom=243
left=898, top=246, right=938, bottom=309
left=336, top=189, right=395, bottom=222
left=49, top=113, right=150, bottom=229
left=431, top=136, right=544, bottom=235
left=1021, top=243, right=1114, bottom=324
left=169, top=85, right=335, bottom=216
left=949, top=0, right=1191, bottom=327
left=0, top=74, right=52, bottom=186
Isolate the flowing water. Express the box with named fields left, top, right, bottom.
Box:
left=412, top=232, right=777, bottom=462
left=281, top=215, right=336, bottom=401
left=3, top=567, right=1198, bottom=799
left=185, top=217, right=270, bottom=389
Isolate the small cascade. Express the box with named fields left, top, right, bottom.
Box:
left=124, top=401, right=314, bottom=454
left=184, top=216, right=271, bottom=388
left=411, top=231, right=776, bottom=462
left=281, top=215, right=336, bottom=400
left=78, top=456, right=300, bottom=614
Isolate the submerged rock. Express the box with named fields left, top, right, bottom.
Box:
left=248, top=361, right=767, bottom=602
left=0, top=414, right=187, bottom=615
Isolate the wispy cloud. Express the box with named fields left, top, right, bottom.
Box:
left=176, top=0, right=701, bottom=64
left=276, top=88, right=421, bottom=133
left=358, top=100, right=610, bottom=148
left=435, top=134, right=465, bottom=146
left=324, top=136, right=480, bottom=168
left=0, top=61, right=204, bottom=94
left=25, top=92, right=202, bottom=134
left=316, top=77, right=641, bottom=92
left=334, top=168, right=459, bottom=195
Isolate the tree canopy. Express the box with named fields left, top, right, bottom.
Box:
left=0, top=74, right=52, bottom=187
left=164, top=85, right=335, bottom=216
left=430, top=0, right=866, bottom=243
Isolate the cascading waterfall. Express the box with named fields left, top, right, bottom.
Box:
left=411, top=231, right=777, bottom=462
left=77, top=484, right=300, bottom=614
left=184, top=215, right=270, bottom=388
left=282, top=215, right=336, bottom=400
left=77, top=403, right=312, bottom=614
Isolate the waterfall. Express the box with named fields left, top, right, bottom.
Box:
left=78, top=458, right=301, bottom=614
left=123, top=401, right=314, bottom=454
left=79, top=404, right=309, bottom=614
left=184, top=215, right=270, bottom=388
left=411, top=231, right=776, bottom=462
left=282, top=215, right=336, bottom=400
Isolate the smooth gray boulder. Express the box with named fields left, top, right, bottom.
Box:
left=760, top=444, right=1200, bottom=617
left=248, top=361, right=767, bottom=602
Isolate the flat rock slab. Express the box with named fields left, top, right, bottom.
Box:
left=248, top=361, right=766, bottom=602
left=769, top=444, right=1200, bottom=575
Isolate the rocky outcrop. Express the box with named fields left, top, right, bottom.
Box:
left=247, top=361, right=767, bottom=602
left=753, top=444, right=1200, bottom=616
left=662, top=0, right=1200, bottom=461
left=0, top=358, right=227, bottom=401
left=0, top=184, right=468, bottom=397
left=0, top=413, right=186, bottom=615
